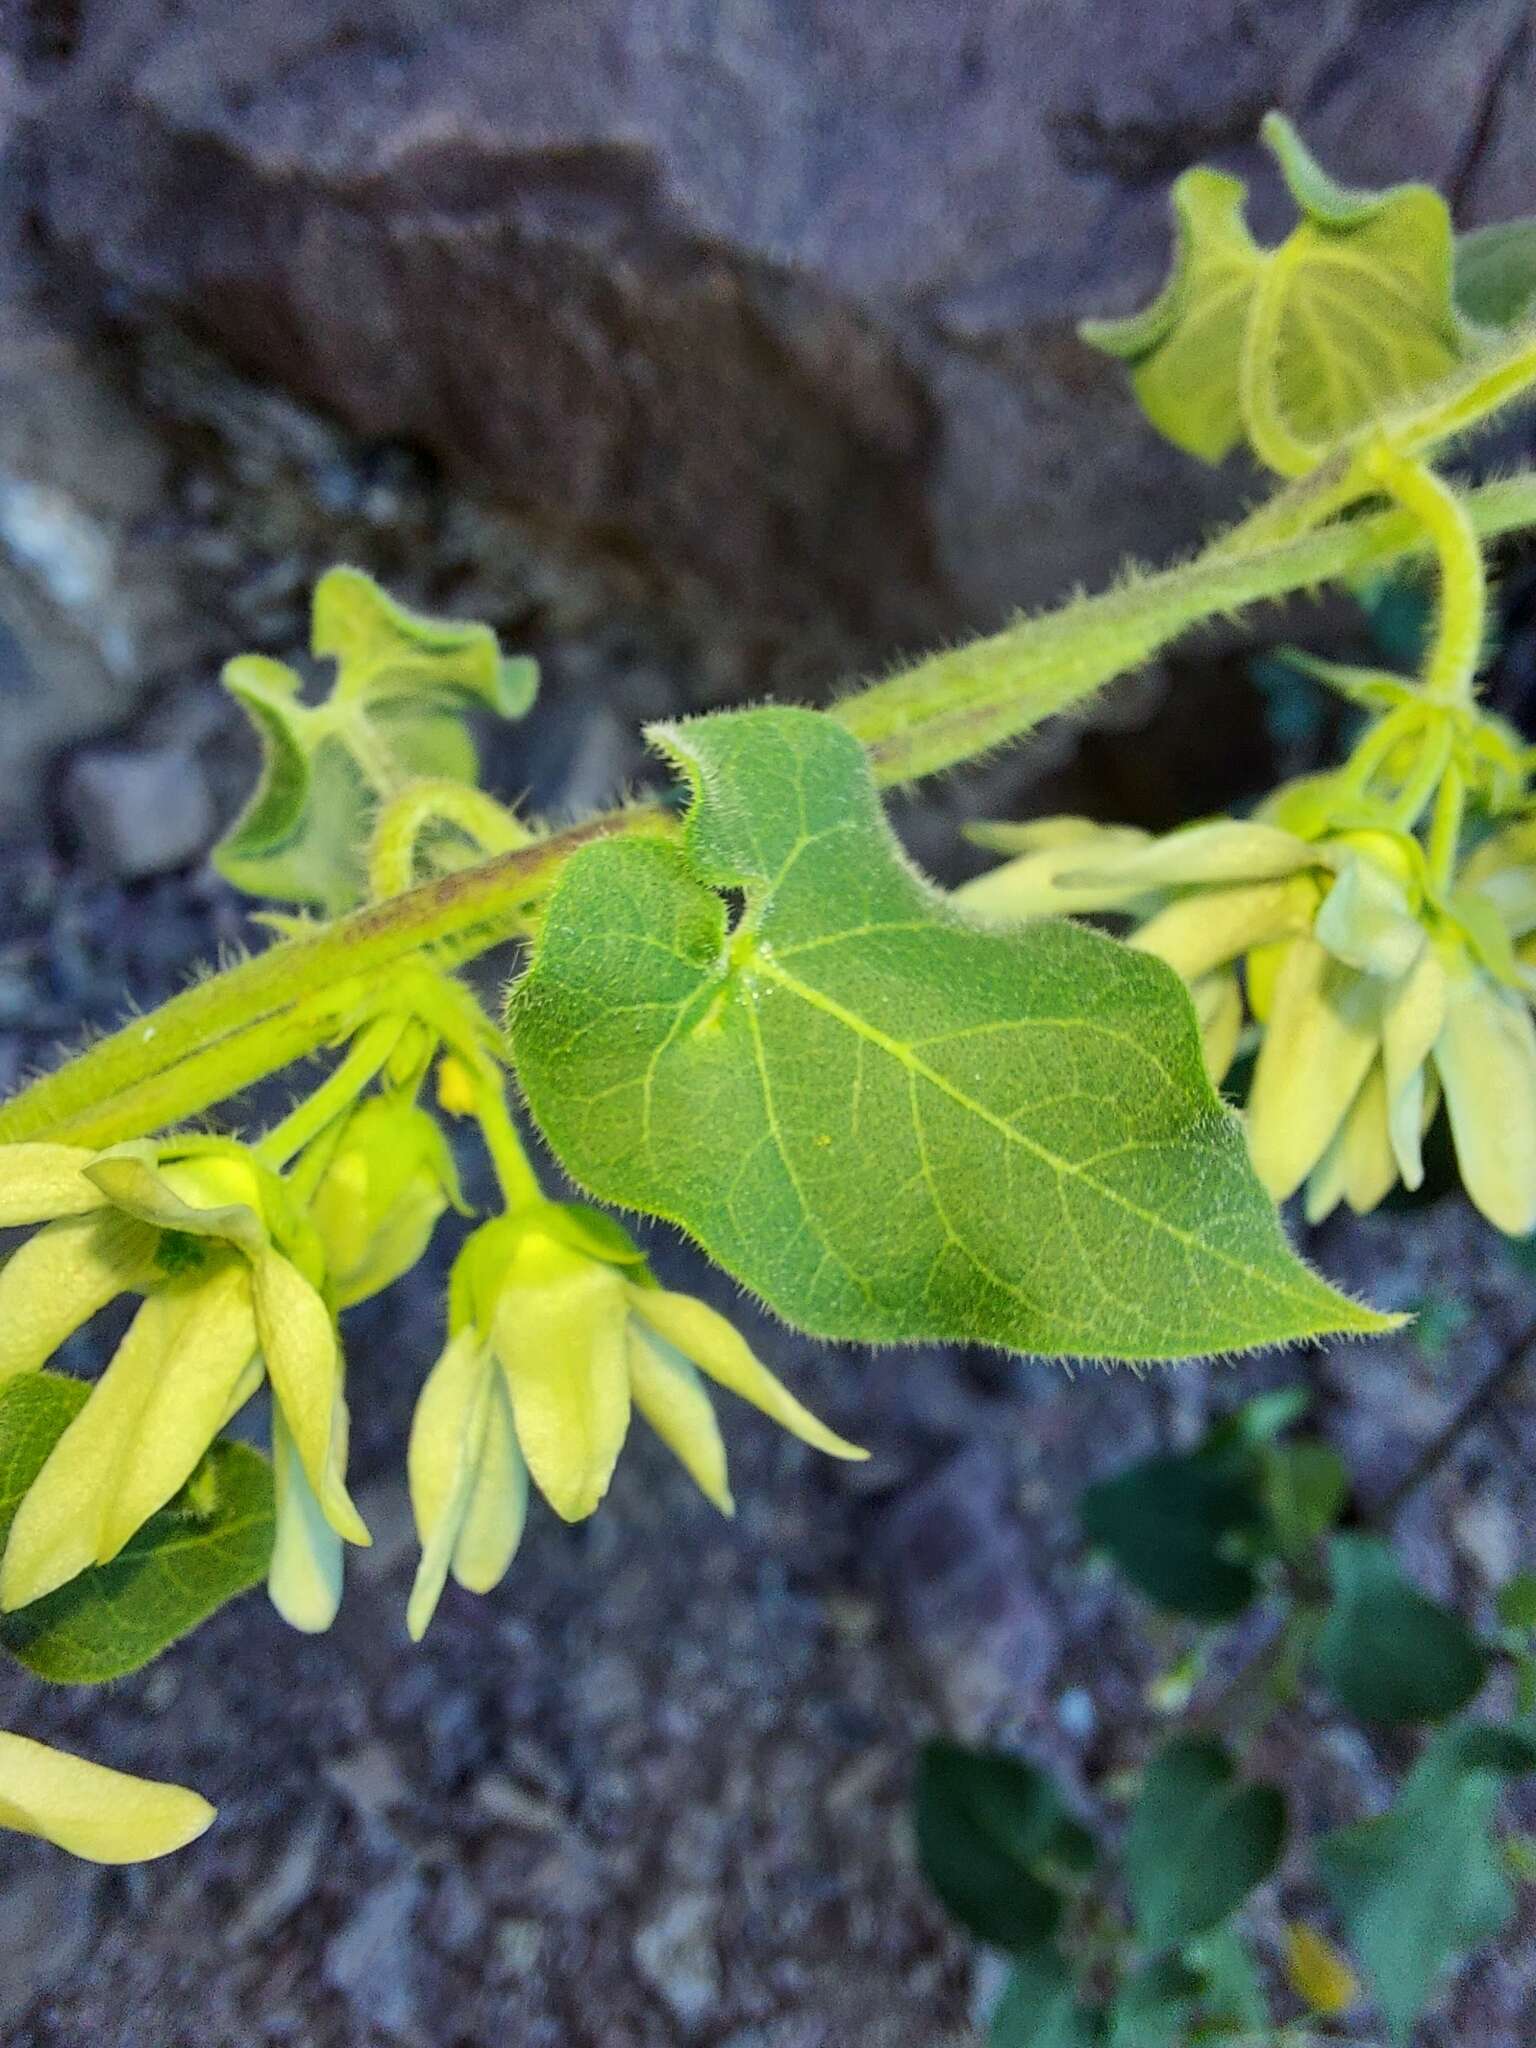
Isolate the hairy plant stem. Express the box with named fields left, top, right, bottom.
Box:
left=0, top=807, right=670, bottom=1147
left=837, top=469, right=1536, bottom=784
left=4, top=470, right=1536, bottom=1148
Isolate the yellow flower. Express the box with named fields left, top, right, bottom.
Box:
left=405, top=1206, right=867, bottom=1638
left=1283, top=1920, right=1359, bottom=2017
left=0, top=1730, right=213, bottom=1864
left=0, top=1139, right=368, bottom=1618
left=959, top=800, right=1536, bottom=1233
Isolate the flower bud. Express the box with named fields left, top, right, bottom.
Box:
left=308, top=1096, right=466, bottom=1308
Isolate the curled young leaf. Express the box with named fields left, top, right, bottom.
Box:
left=1083, top=113, right=1466, bottom=466
left=215, top=568, right=537, bottom=912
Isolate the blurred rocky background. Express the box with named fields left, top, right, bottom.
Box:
left=2, top=3, right=1536, bottom=2043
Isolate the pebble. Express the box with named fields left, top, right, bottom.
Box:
left=632, top=1888, right=722, bottom=2028
left=61, top=742, right=215, bottom=879
left=322, top=1871, right=423, bottom=2039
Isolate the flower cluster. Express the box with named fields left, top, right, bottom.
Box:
left=960, top=798, right=1536, bottom=1234
left=0, top=1137, right=373, bottom=1630
left=406, top=1201, right=865, bottom=1639
left=0, top=1089, right=866, bottom=1865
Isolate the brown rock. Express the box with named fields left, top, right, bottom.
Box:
left=26, top=0, right=1535, bottom=675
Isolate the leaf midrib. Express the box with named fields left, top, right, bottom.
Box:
left=754, top=954, right=1319, bottom=1315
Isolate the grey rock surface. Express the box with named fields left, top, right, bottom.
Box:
left=21, top=0, right=1536, bottom=667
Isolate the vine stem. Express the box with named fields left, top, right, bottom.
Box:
left=0, top=806, right=671, bottom=1147
left=4, top=472, right=1536, bottom=1148
left=1362, top=443, right=1485, bottom=702
left=254, top=1015, right=407, bottom=1170
left=838, top=470, right=1536, bottom=785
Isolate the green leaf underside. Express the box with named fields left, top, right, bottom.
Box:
left=0, top=1373, right=273, bottom=1683
left=1455, top=219, right=1536, bottom=330
left=1317, top=1720, right=1536, bottom=2043
left=914, top=1741, right=1088, bottom=1951
left=1124, top=1737, right=1285, bottom=1949
left=1083, top=118, right=1463, bottom=463
left=511, top=707, right=1383, bottom=1360
left=1313, top=1533, right=1487, bottom=1723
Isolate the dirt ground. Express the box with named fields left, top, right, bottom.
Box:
left=1, top=838, right=1534, bottom=2047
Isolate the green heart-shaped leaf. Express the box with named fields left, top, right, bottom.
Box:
left=914, top=1740, right=1090, bottom=1951
left=510, top=706, right=1390, bottom=1359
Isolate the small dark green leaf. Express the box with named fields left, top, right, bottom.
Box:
left=914, top=1740, right=1088, bottom=1951
left=1317, top=1719, right=1536, bottom=2043
left=1184, top=1929, right=1270, bottom=2039
left=1204, top=1386, right=1310, bottom=1452
left=1313, top=1534, right=1487, bottom=1724
left=1496, top=1568, right=1536, bottom=1634
left=1106, top=1956, right=1201, bottom=2048
left=1079, top=1453, right=1265, bottom=1621
left=1124, top=1737, right=1285, bottom=1948
left=1454, top=219, right=1536, bottom=329
left=1261, top=1440, right=1348, bottom=1557
left=0, top=1373, right=273, bottom=1682
left=990, top=1946, right=1103, bottom=2048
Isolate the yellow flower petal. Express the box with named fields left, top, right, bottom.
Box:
left=309, top=1099, right=465, bottom=1309
left=451, top=1371, right=526, bottom=1597
left=0, top=1264, right=255, bottom=1608
left=1380, top=945, right=1446, bottom=1188
left=435, top=1053, right=479, bottom=1117
left=965, top=816, right=1143, bottom=857
left=84, top=1145, right=266, bottom=1254
left=0, top=1731, right=213, bottom=1864
left=626, top=1288, right=867, bottom=1462
left=1245, top=935, right=1290, bottom=1023
left=1314, top=857, right=1425, bottom=979
left=2, top=1297, right=170, bottom=1610
left=0, top=1211, right=156, bottom=1383
left=1188, top=970, right=1244, bottom=1086
left=407, top=1330, right=495, bottom=1639
left=1305, top=1065, right=1398, bottom=1224
left=627, top=1325, right=734, bottom=1515
left=1435, top=967, right=1536, bottom=1236
left=251, top=1247, right=369, bottom=1546
left=1284, top=1921, right=1358, bottom=2018
left=1132, top=876, right=1317, bottom=981
left=94, top=1260, right=259, bottom=1564
left=267, top=1406, right=344, bottom=1634
left=493, top=1245, right=631, bottom=1522
left=1246, top=937, right=1383, bottom=1202
left=0, top=1144, right=106, bottom=1227
left=955, top=824, right=1154, bottom=920
left=1068, top=819, right=1319, bottom=890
